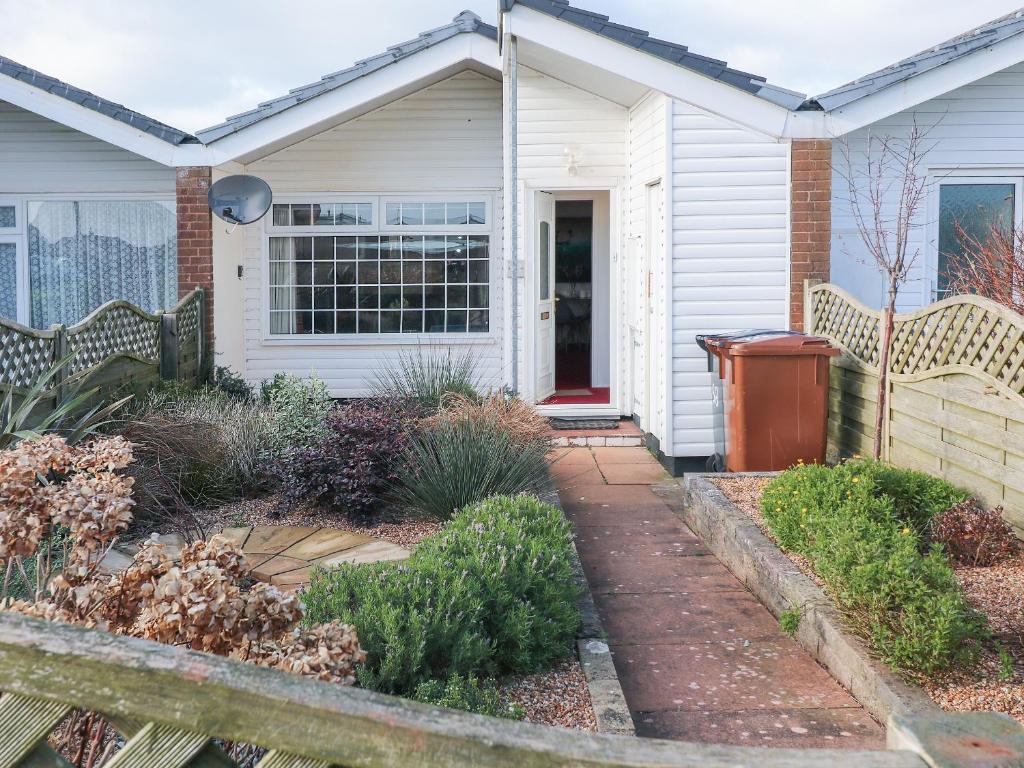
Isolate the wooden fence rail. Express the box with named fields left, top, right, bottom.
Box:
left=0, top=289, right=205, bottom=414
left=0, top=613, right=942, bottom=768
left=806, top=282, right=1024, bottom=535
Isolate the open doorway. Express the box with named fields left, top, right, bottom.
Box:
left=539, top=196, right=610, bottom=405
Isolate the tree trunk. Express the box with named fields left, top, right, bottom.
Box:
left=873, top=281, right=898, bottom=460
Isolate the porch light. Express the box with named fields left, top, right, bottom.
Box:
left=563, top=144, right=581, bottom=176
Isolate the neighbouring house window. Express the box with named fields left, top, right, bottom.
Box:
left=0, top=242, right=16, bottom=319
left=27, top=200, right=177, bottom=328
left=268, top=198, right=491, bottom=336
left=937, top=183, right=1016, bottom=300
left=0, top=205, right=15, bottom=230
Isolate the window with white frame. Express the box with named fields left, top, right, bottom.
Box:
left=0, top=197, right=177, bottom=328
left=935, top=178, right=1020, bottom=301
left=267, top=196, right=491, bottom=335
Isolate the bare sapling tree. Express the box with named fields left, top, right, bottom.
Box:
left=948, top=220, right=1024, bottom=315
left=835, top=119, right=934, bottom=459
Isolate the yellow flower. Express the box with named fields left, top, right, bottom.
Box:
left=851, top=476, right=860, bottom=483
left=901, top=528, right=911, bottom=535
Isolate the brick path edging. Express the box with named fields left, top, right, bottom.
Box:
left=536, top=482, right=636, bottom=736
left=676, top=474, right=937, bottom=728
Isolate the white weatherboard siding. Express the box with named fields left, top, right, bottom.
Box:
left=832, top=61, right=1024, bottom=311
left=671, top=100, right=789, bottom=457
left=626, top=91, right=668, bottom=442
left=234, top=71, right=504, bottom=396
left=515, top=67, right=627, bottom=406
left=0, top=101, right=175, bottom=194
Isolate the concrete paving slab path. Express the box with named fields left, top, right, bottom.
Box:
left=550, top=445, right=885, bottom=749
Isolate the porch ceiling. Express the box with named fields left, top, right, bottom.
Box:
left=516, top=37, right=650, bottom=107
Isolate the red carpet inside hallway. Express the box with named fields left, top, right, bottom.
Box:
left=540, top=387, right=610, bottom=405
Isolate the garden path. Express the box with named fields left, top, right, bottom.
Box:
left=550, top=445, right=884, bottom=748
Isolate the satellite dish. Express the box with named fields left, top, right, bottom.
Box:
left=208, top=175, right=273, bottom=225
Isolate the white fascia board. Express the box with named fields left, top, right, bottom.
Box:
left=198, top=34, right=501, bottom=165
left=0, top=75, right=184, bottom=166
left=823, top=32, right=1024, bottom=136
left=506, top=6, right=793, bottom=139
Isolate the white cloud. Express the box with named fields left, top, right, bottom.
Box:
left=1, top=0, right=1021, bottom=132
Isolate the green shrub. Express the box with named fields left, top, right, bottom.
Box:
left=414, top=674, right=523, bottom=720
left=303, top=495, right=581, bottom=694
left=372, top=348, right=479, bottom=411
left=394, top=418, right=549, bottom=520
left=266, top=373, right=332, bottom=456
left=761, top=460, right=986, bottom=675
left=213, top=366, right=254, bottom=401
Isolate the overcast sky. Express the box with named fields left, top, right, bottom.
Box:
left=1, top=0, right=1021, bottom=134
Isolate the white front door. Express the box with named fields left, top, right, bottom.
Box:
left=535, top=191, right=556, bottom=402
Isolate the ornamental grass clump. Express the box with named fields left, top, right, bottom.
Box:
left=761, top=459, right=986, bottom=675
left=372, top=348, right=479, bottom=412
left=302, top=494, right=581, bottom=695
left=395, top=417, right=549, bottom=520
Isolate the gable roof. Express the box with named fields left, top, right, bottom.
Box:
left=502, top=0, right=805, bottom=109
left=0, top=54, right=195, bottom=145
left=811, top=8, right=1024, bottom=111
left=197, top=11, right=497, bottom=144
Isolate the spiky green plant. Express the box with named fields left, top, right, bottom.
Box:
left=0, top=354, right=130, bottom=449
left=372, top=348, right=480, bottom=411
left=394, top=418, right=549, bottom=520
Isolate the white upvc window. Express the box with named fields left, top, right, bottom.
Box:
left=928, top=172, right=1024, bottom=303
left=265, top=194, right=493, bottom=337
left=0, top=197, right=23, bottom=323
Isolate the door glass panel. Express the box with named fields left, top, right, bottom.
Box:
left=0, top=242, right=16, bottom=319
left=938, top=183, right=1014, bottom=299
left=539, top=221, right=550, bottom=301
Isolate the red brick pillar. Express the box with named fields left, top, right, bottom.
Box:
left=790, top=139, right=831, bottom=330
left=176, top=167, right=214, bottom=357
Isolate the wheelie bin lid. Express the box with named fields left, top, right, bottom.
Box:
left=730, top=334, right=840, bottom=357
left=695, top=329, right=802, bottom=353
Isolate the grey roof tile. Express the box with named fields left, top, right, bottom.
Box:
left=0, top=55, right=195, bottom=145
left=197, top=10, right=497, bottom=143
left=507, top=0, right=806, bottom=109
left=812, top=8, right=1024, bottom=111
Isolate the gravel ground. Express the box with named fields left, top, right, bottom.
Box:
left=501, top=659, right=598, bottom=732
left=712, top=475, right=1024, bottom=725
left=210, top=494, right=441, bottom=548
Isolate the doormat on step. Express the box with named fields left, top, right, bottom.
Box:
left=550, top=418, right=619, bottom=430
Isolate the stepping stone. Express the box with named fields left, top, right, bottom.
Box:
left=217, top=526, right=251, bottom=548
left=97, top=547, right=137, bottom=575
left=252, top=555, right=309, bottom=581
left=278, top=529, right=375, bottom=561
left=244, top=525, right=318, bottom=555
left=270, top=566, right=314, bottom=587
left=314, top=540, right=411, bottom=567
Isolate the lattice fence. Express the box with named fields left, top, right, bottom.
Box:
left=807, top=282, right=1024, bottom=535
left=0, top=288, right=205, bottom=414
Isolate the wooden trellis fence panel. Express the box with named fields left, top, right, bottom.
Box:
left=806, top=282, right=1024, bottom=535
left=0, top=288, right=205, bottom=418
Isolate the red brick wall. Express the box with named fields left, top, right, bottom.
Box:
left=176, top=167, right=214, bottom=354
left=790, top=139, right=831, bottom=330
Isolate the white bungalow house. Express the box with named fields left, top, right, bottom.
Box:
left=2, top=1, right=1023, bottom=472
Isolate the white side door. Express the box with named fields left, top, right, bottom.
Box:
left=535, top=191, right=556, bottom=402
left=645, top=181, right=665, bottom=435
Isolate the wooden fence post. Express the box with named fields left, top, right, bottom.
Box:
left=51, top=324, right=68, bottom=405
left=196, top=287, right=207, bottom=382
left=160, top=312, right=179, bottom=381
left=804, top=279, right=822, bottom=333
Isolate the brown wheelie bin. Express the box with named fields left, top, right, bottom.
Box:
left=700, top=333, right=839, bottom=472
